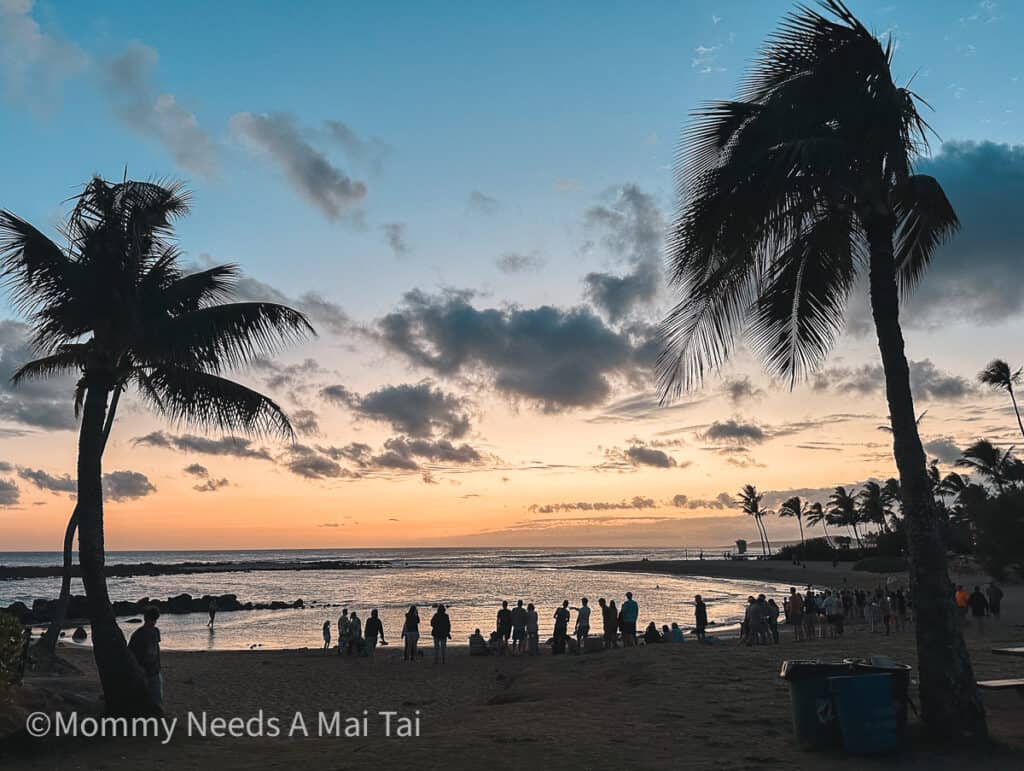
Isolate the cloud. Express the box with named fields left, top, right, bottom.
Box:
left=692, top=44, right=722, bottom=74
left=103, top=470, right=156, bottom=501
left=133, top=432, right=273, bottom=460
left=375, top=289, right=655, bottom=412
left=323, top=120, right=390, bottom=174
left=378, top=436, right=482, bottom=466
left=528, top=496, right=657, bottom=514
left=285, top=446, right=350, bottom=479
left=0, top=320, right=78, bottom=430
left=291, top=409, right=320, bottom=436
left=251, top=358, right=328, bottom=396
left=17, top=467, right=76, bottom=493
left=703, top=419, right=766, bottom=444
left=684, top=492, right=735, bottom=510
left=103, top=42, right=217, bottom=176
left=670, top=494, right=688, bottom=507
left=813, top=359, right=974, bottom=402
left=0, top=0, right=87, bottom=111
left=720, top=376, right=764, bottom=404
left=495, top=252, right=544, bottom=274
left=228, top=274, right=351, bottom=335
left=467, top=190, right=499, bottom=214
left=183, top=463, right=208, bottom=477
left=0, top=477, right=18, bottom=506
left=381, top=222, right=410, bottom=256
left=604, top=444, right=680, bottom=469
left=322, top=381, right=471, bottom=439
left=230, top=112, right=367, bottom=221
left=582, top=184, right=664, bottom=322
left=923, top=437, right=963, bottom=464
left=193, top=477, right=229, bottom=493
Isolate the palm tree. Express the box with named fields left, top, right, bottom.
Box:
left=656, top=0, right=984, bottom=738
left=0, top=177, right=314, bottom=716
left=804, top=501, right=832, bottom=547
left=857, top=481, right=896, bottom=534
left=777, top=496, right=807, bottom=559
left=736, top=484, right=771, bottom=556
left=955, top=440, right=1021, bottom=492
left=827, top=486, right=863, bottom=548
left=937, top=471, right=970, bottom=503
left=978, top=359, right=1024, bottom=438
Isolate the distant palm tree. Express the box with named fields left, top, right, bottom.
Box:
left=804, top=501, right=833, bottom=547
left=955, top=440, right=1021, bottom=492
left=777, top=496, right=807, bottom=558
left=656, top=0, right=983, bottom=737
left=827, top=486, right=863, bottom=548
left=0, top=177, right=314, bottom=716
left=736, top=484, right=772, bottom=556
left=856, top=481, right=896, bottom=534
left=937, top=471, right=970, bottom=502
left=978, top=359, right=1024, bottom=438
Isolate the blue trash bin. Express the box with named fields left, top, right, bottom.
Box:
left=827, top=674, right=899, bottom=754
left=779, top=661, right=853, bottom=750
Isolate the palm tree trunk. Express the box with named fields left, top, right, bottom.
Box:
left=761, top=517, right=772, bottom=556
left=797, top=516, right=805, bottom=561
left=76, top=378, right=156, bottom=717
left=36, top=385, right=122, bottom=656
left=1009, top=386, right=1024, bottom=439
left=866, top=215, right=986, bottom=740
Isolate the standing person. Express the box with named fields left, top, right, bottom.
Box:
left=879, top=591, right=893, bottom=636
left=967, top=586, right=989, bottom=636
left=987, top=581, right=1004, bottom=621
left=322, top=620, right=332, bottom=651
left=802, top=590, right=817, bottom=641
left=207, top=598, right=217, bottom=629
left=128, top=606, right=163, bottom=708
left=894, top=589, right=908, bottom=631
left=510, top=600, right=529, bottom=655
left=767, top=598, right=781, bottom=643
left=954, top=585, right=970, bottom=625
left=620, top=592, right=639, bottom=647
left=402, top=605, right=420, bottom=661
left=430, top=604, right=452, bottom=663
left=788, top=588, right=804, bottom=642
left=496, top=600, right=513, bottom=655
left=824, top=591, right=844, bottom=637
left=364, top=609, right=386, bottom=658
left=694, top=595, right=708, bottom=641
left=600, top=598, right=616, bottom=648
left=552, top=600, right=570, bottom=655
left=338, top=609, right=350, bottom=656
left=572, top=597, right=591, bottom=650
left=526, top=602, right=540, bottom=656
left=348, top=611, right=363, bottom=655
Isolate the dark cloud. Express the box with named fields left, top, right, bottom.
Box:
left=251, top=358, right=328, bottom=396
left=375, top=290, right=655, bottom=411
left=285, top=447, right=349, bottom=480
left=720, top=376, right=764, bottom=404
left=104, top=470, right=156, bottom=501
left=606, top=444, right=680, bottom=469
left=380, top=436, right=482, bottom=465
left=813, top=359, right=974, bottom=402
left=291, top=409, right=320, bottom=436
left=467, top=190, right=499, bottom=214
left=683, top=492, right=735, bottom=510
left=703, top=419, right=767, bottom=444
left=381, top=222, right=410, bottom=256
left=528, top=496, right=657, bottom=514
left=495, top=252, right=544, bottom=274
left=230, top=111, right=367, bottom=221
left=133, top=432, right=273, bottom=460
left=103, top=43, right=217, bottom=176
left=193, top=477, right=230, bottom=493
left=0, top=320, right=78, bottom=430
left=18, top=467, right=76, bottom=493
left=0, top=477, right=18, bottom=506
left=183, top=463, right=208, bottom=477
left=322, top=381, right=471, bottom=439
left=323, top=120, right=391, bottom=174
left=923, top=437, right=963, bottom=464
left=582, top=184, right=664, bottom=322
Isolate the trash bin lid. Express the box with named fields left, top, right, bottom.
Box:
left=780, top=660, right=855, bottom=680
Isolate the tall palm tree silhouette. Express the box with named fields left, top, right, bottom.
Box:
left=777, top=496, right=807, bottom=559
left=736, top=484, right=771, bottom=556
left=0, top=177, right=314, bottom=716
left=658, top=1, right=984, bottom=737
left=955, top=440, right=1022, bottom=492
left=826, top=486, right=862, bottom=548
left=978, top=359, right=1024, bottom=438
left=857, top=480, right=896, bottom=533
left=804, top=501, right=831, bottom=546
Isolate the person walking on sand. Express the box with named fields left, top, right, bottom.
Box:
left=431, top=604, right=452, bottom=663
left=128, top=606, right=163, bottom=707
left=322, top=620, right=331, bottom=651
left=365, top=609, right=386, bottom=658
left=987, top=581, right=1004, bottom=621
left=496, top=600, right=513, bottom=655
left=510, top=599, right=529, bottom=655
left=403, top=605, right=420, bottom=661
left=968, top=586, right=989, bottom=635
left=621, top=592, right=639, bottom=647
left=208, top=598, right=217, bottom=628
left=526, top=602, right=540, bottom=656
left=694, top=595, right=708, bottom=641
left=553, top=600, right=570, bottom=655
left=572, top=597, right=591, bottom=650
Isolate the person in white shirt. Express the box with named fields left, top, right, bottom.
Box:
left=572, top=597, right=591, bottom=649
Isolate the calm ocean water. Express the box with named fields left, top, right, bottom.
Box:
left=0, top=548, right=791, bottom=650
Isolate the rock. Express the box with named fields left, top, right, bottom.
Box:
left=71, top=627, right=87, bottom=642
left=165, top=593, right=194, bottom=614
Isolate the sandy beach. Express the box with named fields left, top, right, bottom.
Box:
left=5, top=563, right=1024, bottom=770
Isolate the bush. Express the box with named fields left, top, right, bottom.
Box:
left=774, top=537, right=866, bottom=562
left=0, top=612, right=26, bottom=687
left=853, top=556, right=908, bottom=573
left=970, top=490, right=1024, bottom=580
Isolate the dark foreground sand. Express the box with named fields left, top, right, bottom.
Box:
left=4, top=616, right=1024, bottom=770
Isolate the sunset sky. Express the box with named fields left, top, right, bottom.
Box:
left=1, top=0, right=1023, bottom=550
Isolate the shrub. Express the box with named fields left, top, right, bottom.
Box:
left=970, top=490, right=1024, bottom=580
left=0, top=612, right=26, bottom=687
left=853, top=556, right=908, bottom=573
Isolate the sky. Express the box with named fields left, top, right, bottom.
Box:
left=0, top=0, right=1022, bottom=550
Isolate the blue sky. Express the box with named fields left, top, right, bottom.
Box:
left=1, top=1, right=1023, bottom=548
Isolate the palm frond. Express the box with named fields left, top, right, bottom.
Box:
left=892, top=174, right=959, bottom=294
left=11, top=345, right=90, bottom=385
left=0, top=211, right=82, bottom=319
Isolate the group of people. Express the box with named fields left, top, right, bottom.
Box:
left=954, top=582, right=1003, bottom=634
left=321, top=608, right=388, bottom=658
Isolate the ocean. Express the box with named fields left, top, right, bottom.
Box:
left=0, top=548, right=792, bottom=650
